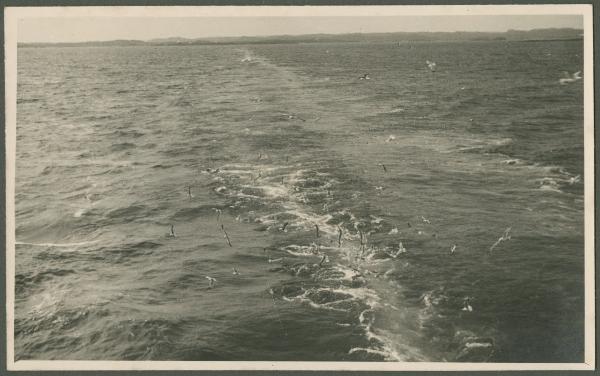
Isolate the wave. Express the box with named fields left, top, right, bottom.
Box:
left=16, top=240, right=99, bottom=248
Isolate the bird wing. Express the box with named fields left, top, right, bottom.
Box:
left=490, top=237, right=502, bottom=251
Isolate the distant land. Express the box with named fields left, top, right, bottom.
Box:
left=19, top=28, right=583, bottom=47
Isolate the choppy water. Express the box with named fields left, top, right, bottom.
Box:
left=15, top=40, right=584, bottom=362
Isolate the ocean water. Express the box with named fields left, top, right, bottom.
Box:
left=14, top=40, right=585, bottom=362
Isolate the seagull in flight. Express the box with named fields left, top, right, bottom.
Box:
left=318, top=254, right=328, bottom=267
left=559, top=71, right=582, bottom=84
left=426, top=60, right=437, bottom=72
left=490, top=227, right=512, bottom=252
left=462, top=297, right=473, bottom=312
left=212, top=208, right=222, bottom=222
left=205, top=276, right=217, bottom=288
left=359, top=73, right=371, bottom=80
left=421, top=216, right=431, bottom=224
left=168, top=224, right=176, bottom=237
left=569, top=175, right=581, bottom=185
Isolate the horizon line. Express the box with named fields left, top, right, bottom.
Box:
left=17, top=27, right=584, bottom=45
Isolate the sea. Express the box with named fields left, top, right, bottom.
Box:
left=14, top=39, right=585, bottom=362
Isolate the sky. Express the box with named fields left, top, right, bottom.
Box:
left=17, top=15, right=583, bottom=43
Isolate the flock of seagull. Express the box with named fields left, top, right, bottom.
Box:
left=168, top=179, right=515, bottom=292
left=357, top=60, right=581, bottom=85
left=164, top=51, right=580, bottom=297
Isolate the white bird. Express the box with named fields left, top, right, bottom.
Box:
left=212, top=208, right=222, bottom=222
left=169, top=224, right=176, bottom=237
left=386, top=135, right=396, bottom=142
left=359, top=73, right=371, bottom=80
left=462, top=297, right=473, bottom=312
left=283, top=114, right=306, bottom=122
left=569, top=175, right=581, bottom=185
left=426, top=60, right=437, bottom=72
left=450, top=244, right=457, bottom=254
left=318, top=254, right=328, bottom=266
left=232, top=268, right=240, bottom=275
left=559, top=71, right=582, bottom=84
left=421, top=216, right=431, bottom=224
left=390, top=241, right=407, bottom=258
left=490, top=227, right=512, bottom=252
left=268, top=257, right=283, bottom=263
left=398, top=241, right=407, bottom=254
left=205, top=276, right=217, bottom=288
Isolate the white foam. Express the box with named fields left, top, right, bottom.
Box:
left=282, top=244, right=318, bottom=257
left=348, top=347, right=389, bottom=357
left=465, top=342, right=493, bottom=349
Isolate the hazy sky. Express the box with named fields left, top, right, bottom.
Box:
left=18, top=15, right=583, bottom=43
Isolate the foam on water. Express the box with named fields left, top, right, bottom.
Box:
left=15, top=40, right=585, bottom=362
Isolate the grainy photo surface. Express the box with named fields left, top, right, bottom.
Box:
left=5, top=5, right=594, bottom=371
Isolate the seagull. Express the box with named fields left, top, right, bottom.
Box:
left=318, top=254, right=328, bottom=267
left=426, top=60, right=437, bottom=72
left=220, top=224, right=232, bottom=247
left=359, top=73, right=371, bottom=80
left=386, top=135, right=396, bottom=142
left=268, top=257, right=283, bottom=263
left=187, top=186, right=193, bottom=200
left=559, top=71, right=582, bottom=84
left=569, top=175, right=581, bottom=185
left=462, top=297, right=473, bottom=312
left=169, top=224, right=176, bottom=237
left=280, top=222, right=289, bottom=232
left=212, top=208, right=222, bottom=222
left=393, top=241, right=408, bottom=258
left=375, top=186, right=384, bottom=191
left=490, top=227, right=512, bottom=252
left=378, top=163, right=388, bottom=173
left=281, top=113, right=306, bottom=122
left=398, top=241, right=407, bottom=254
left=205, top=276, right=217, bottom=288
left=421, top=216, right=431, bottom=224
left=232, top=268, right=240, bottom=275
left=450, top=244, right=457, bottom=254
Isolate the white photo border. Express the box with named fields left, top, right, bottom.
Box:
left=4, top=4, right=595, bottom=371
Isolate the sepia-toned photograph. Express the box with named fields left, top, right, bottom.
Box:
left=4, top=5, right=594, bottom=371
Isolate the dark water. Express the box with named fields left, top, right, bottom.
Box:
left=15, top=40, right=584, bottom=362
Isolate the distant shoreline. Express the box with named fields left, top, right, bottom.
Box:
left=18, top=28, right=583, bottom=48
